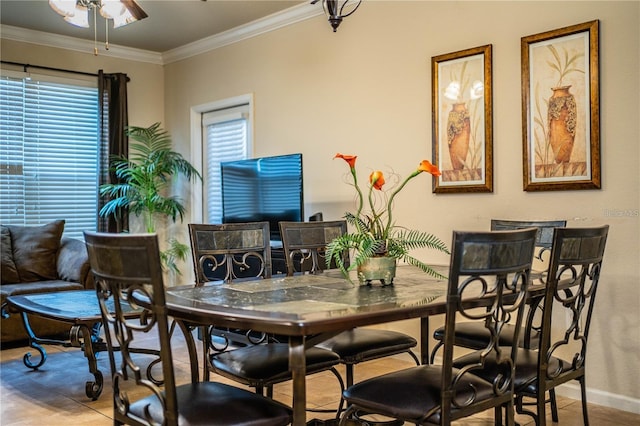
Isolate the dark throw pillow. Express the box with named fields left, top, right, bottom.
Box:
left=1, top=225, right=20, bottom=283
left=6, top=220, right=65, bottom=282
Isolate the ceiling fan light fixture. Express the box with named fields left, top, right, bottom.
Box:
left=48, top=0, right=148, bottom=54
left=63, top=5, right=90, bottom=27
left=99, top=0, right=125, bottom=19
left=120, top=0, right=148, bottom=21
left=111, top=10, right=138, bottom=28
left=49, top=0, right=78, bottom=17
left=99, top=0, right=136, bottom=28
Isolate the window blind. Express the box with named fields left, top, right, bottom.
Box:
left=0, top=72, right=99, bottom=239
left=202, top=104, right=249, bottom=223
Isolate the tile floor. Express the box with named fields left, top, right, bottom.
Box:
left=1, top=330, right=638, bottom=425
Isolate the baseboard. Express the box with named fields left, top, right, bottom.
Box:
left=428, top=354, right=640, bottom=415
left=555, top=383, right=640, bottom=415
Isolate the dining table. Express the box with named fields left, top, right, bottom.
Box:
left=160, top=265, right=454, bottom=425
left=162, top=266, right=552, bottom=425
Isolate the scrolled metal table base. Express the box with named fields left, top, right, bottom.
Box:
left=17, top=311, right=105, bottom=399
left=2, top=291, right=164, bottom=401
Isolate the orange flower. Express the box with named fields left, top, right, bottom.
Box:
left=334, top=153, right=357, bottom=169
left=369, top=171, right=385, bottom=190
left=417, top=160, right=442, bottom=177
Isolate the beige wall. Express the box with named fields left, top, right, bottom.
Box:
left=2, top=0, right=638, bottom=412
left=164, top=1, right=639, bottom=410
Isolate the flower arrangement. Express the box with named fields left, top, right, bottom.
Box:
left=327, top=153, right=450, bottom=281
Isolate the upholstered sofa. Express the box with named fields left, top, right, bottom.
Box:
left=1, top=220, right=94, bottom=343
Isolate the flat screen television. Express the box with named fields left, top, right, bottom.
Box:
left=221, top=153, right=303, bottom=241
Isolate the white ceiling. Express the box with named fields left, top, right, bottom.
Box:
left=0, top=0, right=306, bottom=53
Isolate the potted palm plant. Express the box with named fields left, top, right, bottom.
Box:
left=99, top=122, right=201, bottom=274
left=327, top=153, right=450, bottom=285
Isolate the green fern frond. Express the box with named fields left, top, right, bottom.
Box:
left=393, top=229, right=450, bottom=254
left=401, top=254, right=448, bottom=280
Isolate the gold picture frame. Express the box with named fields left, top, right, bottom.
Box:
left=521, top=20, right=600, bottom=191
left=432, top=44, right=493, bottom=193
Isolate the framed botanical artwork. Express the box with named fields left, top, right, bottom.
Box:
left=431, top=44, right=493, bottom=193
left=521, top=20, right=600, bottom=191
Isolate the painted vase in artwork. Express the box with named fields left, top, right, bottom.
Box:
left=446, top=102, right=470, bottom=170
left=547, top=85, right=577, bottom=164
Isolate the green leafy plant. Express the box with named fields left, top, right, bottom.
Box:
left=99, top=122, right=201, bottom=274
left=327, top=154, right=450, bottom=281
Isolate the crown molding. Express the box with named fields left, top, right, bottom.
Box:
left=0, top=25, right=164, bottom=65
left=1, top=4, right=322, bottom=66
left=161, top=3, right=322, bottom=64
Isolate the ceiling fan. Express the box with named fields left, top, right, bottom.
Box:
left=48, top=0, right=148, bottom=54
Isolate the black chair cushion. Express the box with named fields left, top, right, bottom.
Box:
left=342, top=365, right=495, bottom=423
left=316, top=328, right=417, bottom=363
left=212, top=343, right=340, bottom=386
left=128, top=381, right=292, bottom=425
left=453, top=347, right=569, bottom=395
left=433, top=322, right=540, bottom=350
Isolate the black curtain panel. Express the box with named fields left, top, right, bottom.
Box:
left=97, top=71, right=129, bottom=233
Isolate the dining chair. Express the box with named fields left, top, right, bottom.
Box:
left=430, top=219, right=567, bottom=359
left=279, top=220, right=350, bottom=275
left=189, top=222, right=345, bottom=405
left=189, top=221, right=273, bottom=286
left=279, top=220, right=420, bottom=389
left=490, top=219, right=567, bottom=279
left=83, top=231, right=292, bottom=426
left=339, top=228, right=538, bottom=425
left=454, top=225, right=609, bottom=426
left=429, top=219, right=566, bottom=420
left=189, top=221, right=273, bottom=350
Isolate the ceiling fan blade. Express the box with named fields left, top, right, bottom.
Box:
left=121, top=0, right=148, bottom=21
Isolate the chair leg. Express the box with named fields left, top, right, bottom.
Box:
left=549, top=388, right=559, bottom=422
left=505, top=400, right=516, bottom=426
left=515, top=394, right=538, bottom=426
left=329, top=366, right=346, bottom=419
left=339, top=405, right=359, bottom=426
left=407, top=349, right=421, bottom=366
left=345, top=364, right=355, bottom=387
left=537, top=389, right=547, bottom=426
left=579, top=377, right=589, bottom=426
left=201, top=326, right=211, bottom=381
left=429, top=341, right=443, bottom=364
left=494, top=404, right=503, bottom=426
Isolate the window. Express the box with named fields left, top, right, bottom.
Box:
left=0, top=71, right=99, bottom=239
left=201, top=102, right=251, bottom=223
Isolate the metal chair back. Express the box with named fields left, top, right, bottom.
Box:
left=491, top=219, right=566, bottom=262
left=84, top=231, right=293, bottom=426
left=189, top=222, right=272, bottom=285
left=340, top=228, right=538, bottom=424
left=516, top=225, right=609, bottom=424
left=189, top=222, right=274, bottom=352
left=278, top=220, right=349, bottom=276
left=84, top=232, right=181, bottom=424
left=441, top=228, right=538, bottom=420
